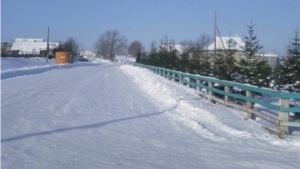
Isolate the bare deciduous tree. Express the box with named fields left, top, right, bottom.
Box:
left=94, top=30, right=127, bottom=60
left=195, top=34, right=213, bottom=50
left=180, top=39, right=194, bottom=53
left=64, top=37, right=77, bottom=54
left=128, top=40, right=144, bottom=57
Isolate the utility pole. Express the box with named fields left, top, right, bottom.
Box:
left=75, top=38, right=77, bottom=55
left=81, top=43, right=83, bottom=56
left=46, top=27, right=49, bottom=63
left=214, top=12, right=217, bottom=57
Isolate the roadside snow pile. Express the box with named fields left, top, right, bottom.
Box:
left=1, top=57, right=56, bottom=73
left=121, top=65, right=260, bottom=141
left=120, top=64, right=300, bottom=147
left=1, top=57, right=103, bottom=80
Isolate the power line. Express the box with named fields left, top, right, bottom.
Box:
left=218, top=1, right=300, bottom=24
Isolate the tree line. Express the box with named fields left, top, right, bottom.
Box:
left=90, top=25, right=299, bottom=93
left=136, top=25, right=300, bottom=93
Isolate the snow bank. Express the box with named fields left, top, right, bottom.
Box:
left=120, top=65, right=300, bottom=147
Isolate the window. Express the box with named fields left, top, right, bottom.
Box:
left=227, top=38, right=237, bottom=48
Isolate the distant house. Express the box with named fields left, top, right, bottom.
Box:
left=203, top=36, right=278, bottom=67
left=10, top=38, right=59, bottom=56
left=81, top=50, right=96, bottom=58
left=182, top=46, right=197, bottom=59
left=257, top=53, right=279, bottom=67
left=204, top=36, right=245, bottom=61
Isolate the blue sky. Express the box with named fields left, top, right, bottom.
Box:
left=1, top=0, right=300, bottom=55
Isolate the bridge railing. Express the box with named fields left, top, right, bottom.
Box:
left=134, top=63, right=300, bottom=139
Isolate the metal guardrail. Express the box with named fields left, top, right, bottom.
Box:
left=134, top=63, right=300, bottom=139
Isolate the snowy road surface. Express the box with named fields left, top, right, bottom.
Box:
left=1, top=57, right=300, bottom=169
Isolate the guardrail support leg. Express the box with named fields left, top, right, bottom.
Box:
left=246, top=90, right=254, bottom=119
left=208, top=82, right=213, bottom=103
left=188, top=77, right=191, bottom=88
left=196, top=79, right=201, bottom=94
left=225, top=86, right=230, bottom=106
left=172, top=73, right=175, bottom=82
left=180, top=76, right=183, bottom=85
left=279, top=98, right=290, bottom=134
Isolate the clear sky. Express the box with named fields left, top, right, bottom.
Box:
left=1, top=0, right=300, bottom=55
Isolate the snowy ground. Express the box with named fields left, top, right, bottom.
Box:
left=1, top=56, right=300, bottom=169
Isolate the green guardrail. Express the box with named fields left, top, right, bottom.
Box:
left=134, top=63, right=300, bottom=139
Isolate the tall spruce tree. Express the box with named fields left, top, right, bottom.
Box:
left=288, top=27, right=300, bottom=58
left=272, top=59, right=285, bottom=90
left=214, top=49, right=238, bottom=81
left=199, top=52, right=213, bottom=76
left=238, top=21, right=271, bottom=87
left=281, top=28, right=300, bottom=92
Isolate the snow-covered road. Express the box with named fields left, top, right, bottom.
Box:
left=1, top=57, right=300, bottom=169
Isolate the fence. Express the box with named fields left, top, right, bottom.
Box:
left=134, top=63, right=300, bottom=139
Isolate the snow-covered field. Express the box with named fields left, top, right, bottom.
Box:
left=1, top=56, right=300, bottom=169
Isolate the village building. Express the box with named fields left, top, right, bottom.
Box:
left=10, top=38, right=59, bottom=56
left=81, top=50, right=96, bottom=58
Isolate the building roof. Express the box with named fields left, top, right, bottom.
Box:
left=11, top=38, right=59, bottom=54
left=207, top=36, right=245, bottom=51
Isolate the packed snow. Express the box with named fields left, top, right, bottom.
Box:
left=1, top=56, right=300, bottom=169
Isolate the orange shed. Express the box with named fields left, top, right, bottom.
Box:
left=55, top=51, right=71, bottom=64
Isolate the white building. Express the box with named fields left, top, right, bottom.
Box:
left=207, top=36, right=245, bottom=51
left=11, top=38, right=59, bottom=55
left=258, top=53, right=279, bottom=67
left=81, top=50, right=96, bottom=58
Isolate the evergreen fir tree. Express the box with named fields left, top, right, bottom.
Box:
left=282, top=58, right=300, bottom=92
left=252, top=59, right=272, bottom=87
left=272, top=59, right=285, bottom=90
left=214, top=49, right=238, bottom=81
left=288, top=28, right=300, bottom=58
left=199, top=52, right=213, bottom=76
left=281, top=28, right=300, bottom=92
left=237, top=21, right=271, bottom=87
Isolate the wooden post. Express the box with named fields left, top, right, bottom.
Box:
left=225, top=86, right=230, bottom=106
left=246, top=90, right=254, bottom=119
left=172, top=73, right=175, bottom=82
left=279, top=98, right=290, bottom=134
left=180, top=76, right=183, bottom=85
left=188, top=77, right=191, bottom=88
left=208, top=82, right=213, bottom=103
left=196, top=79, right=201, bottom=93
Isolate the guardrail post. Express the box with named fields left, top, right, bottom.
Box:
left=196, top=79, right=201, bottom=93
left=180, top=76, right=183, bottom=85
left=246, top=90, right=254, bottom=119
left=188, top=77, right=191, bottom=88
left=225, top=86, right=230, bottom=106
left=279, top=98, right=290, bottom=134
left=172, top=73, right=175, bottom=82
left=208, top=82, right=213, bottom=103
